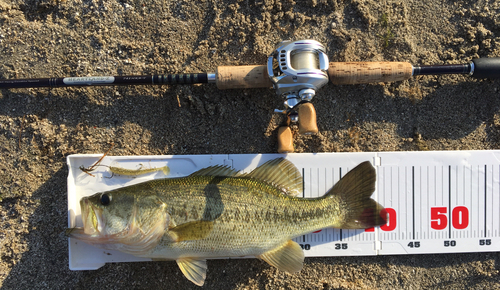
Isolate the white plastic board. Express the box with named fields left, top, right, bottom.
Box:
left=67, top=151, right=500, bottom=270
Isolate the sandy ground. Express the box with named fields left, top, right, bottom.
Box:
left=1, top=0, right=500, bottom=289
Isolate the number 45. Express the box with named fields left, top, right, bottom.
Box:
left=407, top=241, right=420, bottom=248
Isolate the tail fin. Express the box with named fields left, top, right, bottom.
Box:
left=328, top=161, right=387, bottom=229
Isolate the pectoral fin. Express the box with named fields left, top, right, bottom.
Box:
left=169, top=220, right=214, bottom=242
left=258, top=240, right=304, bottom=273
left=176, top=258, right=207, bottom=286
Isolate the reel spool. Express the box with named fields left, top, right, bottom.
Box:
left=268, top=40, right=329, bottom=152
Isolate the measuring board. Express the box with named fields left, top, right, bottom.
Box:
left=67, top=151, right=500, bottom=270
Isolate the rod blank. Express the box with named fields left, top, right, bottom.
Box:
left=0, top=73, right=210, bottom=89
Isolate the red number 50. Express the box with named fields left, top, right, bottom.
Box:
left=431, top=206, right=469, bottom=230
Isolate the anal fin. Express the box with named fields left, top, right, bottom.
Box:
left=258, top=240, right=304, bottom=273
left=176, top=258, right=207, bottom=286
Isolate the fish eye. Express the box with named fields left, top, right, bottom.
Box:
left=100, top=193, right=111, bottom=206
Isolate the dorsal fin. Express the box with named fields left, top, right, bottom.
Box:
left=189, top=165, right=240, bottom=177
left=239, top=158, right=303, bottom=196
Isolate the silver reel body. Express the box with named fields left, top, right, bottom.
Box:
left=267, top=40, right=329, bottom=111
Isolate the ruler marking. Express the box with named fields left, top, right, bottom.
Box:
left=398, top=166, right=401, bottom=241
left=418, top=166, right=421, bottom=240
left=463, top=165, right=466, bottom=206
left=412, top=166, right=415, bottom=240
left=385, top=166, right=389, bottom=241
left=439, top=166, right=442, bottom=205
left=478, top=165, right=481, bottom=237
left=448, top=166, right=452, bottom=239
left=495, top=165, right=499, bottom=237
left=427, top=166, right=430, bottom=240
left=426, top=166, right=429, bottom=239
left=302, top=168, right=305, bottom=198
left=442, top=165, right=446, bottom=210
left=471, top=165, right=474, bottom=238
left=405, top=166, right=408, bottom=240
left=463, top=165, right=467, bottom=237
left=339, top=167, right=342, bottom=242
left=324, top=168, right=327, bottom=199
left=484, top=164, right=487, bottom=238
left=302, top=168, right=305, bottom=243
left=317, top=167, right=320, bottom=198
left=455, top=165, right=458, bottom=240
left=331, top=168, right=335, bottom=243
left=309, top=168, right=319, bottom=197
left=388, top=166, right=391, bottom=241
left=434, top=166, right=437, bottom=206
left=419, top=166, right=423, bottom=240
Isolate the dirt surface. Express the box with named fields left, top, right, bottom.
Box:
left=1, top=0, right=500, bottom=289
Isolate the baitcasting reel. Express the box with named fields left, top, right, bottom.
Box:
left=267, top=40, right=330, bottom=152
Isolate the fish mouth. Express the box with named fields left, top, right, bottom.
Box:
left=67, top=198, right=107, bottom=243
left=69, top=196, right=167, bottom=255
left=80, top=198, right=104, bottom=236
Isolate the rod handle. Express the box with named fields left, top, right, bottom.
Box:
left=215, top=65, right=273, bottom=89
left=328, top=62, right=413, bottom=85
left=472, top=58, right=500, bottom=79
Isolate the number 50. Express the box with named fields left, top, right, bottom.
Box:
left=431, top=206, right=469, bottom=230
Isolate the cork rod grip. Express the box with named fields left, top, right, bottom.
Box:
left=216, top=65, right=273, bottom=90
left=328, top=62, right=413, bottom=85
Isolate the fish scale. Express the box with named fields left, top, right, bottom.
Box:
left=148, top=177, right=342, bottom=256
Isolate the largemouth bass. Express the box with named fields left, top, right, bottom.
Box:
left=68, top=158, right=386, bottom=286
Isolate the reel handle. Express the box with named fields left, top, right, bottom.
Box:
left=277, top=126, right=294, bottom=153
left=297, top=102, right=319, bottom=135
left=328, top=62, right=413, bottom=85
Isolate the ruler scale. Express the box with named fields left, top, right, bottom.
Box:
left=67, top=151, right=500, bottom=270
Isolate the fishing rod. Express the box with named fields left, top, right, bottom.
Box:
left=2, top=40, right=500, bottom=152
